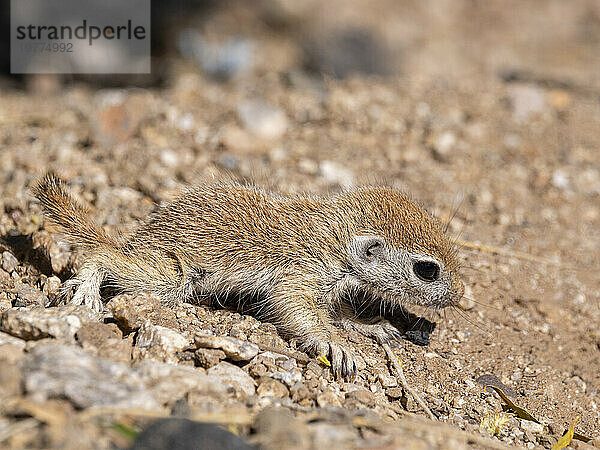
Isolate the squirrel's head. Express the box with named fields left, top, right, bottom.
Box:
left=338, top=187, right=464, bottom=309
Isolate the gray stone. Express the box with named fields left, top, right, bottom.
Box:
left=1, top=251, right=18, bottom=273
left=177, top=30, right=254, bottom=80
left=207, top=362, right=256, bottom=397
left=0, top=305, right=100, bottom=341
left=271, top=369, right=302, bottom=388
left=76, top=322, right=131, bottom=363
left=377, top=372, right=397, bottom=388
left=42, top=276, right=62, bottom=298
left=107, top=293, right=178, bottom=333
left=0, top=292, right=11, bottom=313
left=13, top=283, right=49, bottom=307
left=194, top=334, right=259, bottom=362
left=22, top=342, right=159, bottom=410
left=135, top=321, right=189, bottom=363
left=290, top=382, right=313, bottom=403
left=257, top=377, right=289, bottom=399
left=30, top=231, right=70, bottom=275
left=194, top=348, right=226, bottom=368
left=309, top=422, right=357, bottom=447
left=136, top=360, right=226, bottom=405
left=304, top=28, right=393, bottom=79
left=385, top=387, right=404, bottom=399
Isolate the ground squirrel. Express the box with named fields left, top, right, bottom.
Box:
left=33, top=173, right=464, bottom=377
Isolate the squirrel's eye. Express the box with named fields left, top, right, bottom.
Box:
left=365, top=241, right=382, bottom=257
left=413, top=261, right=440, bottom=282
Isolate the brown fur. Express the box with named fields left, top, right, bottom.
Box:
left=33, top=173, right=464, bottom=377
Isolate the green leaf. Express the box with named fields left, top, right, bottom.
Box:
left=111, top=422, right=140, bottom=441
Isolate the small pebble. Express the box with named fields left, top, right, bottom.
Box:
left=320, top=160, right=355, bottom=188
left=434, top=131, right=456, bottom=157
left=520, top=420, right=544, bottom=434
left=237, top=100, right=288, bottom=140
left=377, top=372, right=398, bottom=388
left=43, top=276, right=62, bottom=297
left=194, top=348, right=226, bottom=368
left=257, top=377, right=289, bottom=399
left=316, top=390, right=343, bottom=408
left=345, top=389, right=376, bottom=408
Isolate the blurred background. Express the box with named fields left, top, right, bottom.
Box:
left=3, top=0, right=600, bottom=86
left=1, top=0, right=599, bottom=259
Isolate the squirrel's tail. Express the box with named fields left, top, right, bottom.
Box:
left=32, top=173, right=118, bottom=250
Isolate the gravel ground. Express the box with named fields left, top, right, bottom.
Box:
left=1, top=1, right=599, bottom=449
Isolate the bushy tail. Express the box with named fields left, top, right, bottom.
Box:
left=32, top=173, right=118, bottom=250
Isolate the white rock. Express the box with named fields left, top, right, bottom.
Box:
left=136, top=322, right=189, bottom=354
left=43, top=276, right=62, bottom=297
left=508, top=84, right=547, bottom=122
left=207, top=361, right=256, bottom=397
left=377, top=372, right=398, bottom=388
left=520, top=420, right=544, bottom=434
left=434, top=131, right=456, bottom=156
left=135, top=360, right=226, bottom=404
left=160, top=149, right=180, bottom=168
left=272, top=369, right=302, bottom=387
left=194, top=334, right=259, bottom=361
left=1, top=251, right=18, bottom=273
left=176, top=113, right=195, bottom=132
left=552, top=170, right=570, bottom=190
left=320, top=160, right=355, bottom=188
left=237, top=100, right=288, bottom=140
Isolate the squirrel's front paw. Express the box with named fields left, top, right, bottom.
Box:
left=312, top=338, right=357, bottom=380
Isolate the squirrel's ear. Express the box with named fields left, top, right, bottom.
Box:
left=350, top=235, right=386, bottom=262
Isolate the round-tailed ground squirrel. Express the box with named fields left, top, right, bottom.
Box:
left=33, top=173, right=464, bottom=377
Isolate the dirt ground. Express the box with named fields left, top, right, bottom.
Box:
left=0, top=1, right=599, bottom=449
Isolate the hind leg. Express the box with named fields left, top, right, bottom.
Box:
left=62, top=263, right=104, bottom=312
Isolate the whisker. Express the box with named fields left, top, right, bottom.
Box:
left=460, top=295, right=500, bottom=310
left=456, top=239, right=576, bottom=271
left=444, top=192, right=466, bottom=233
left=450, top=306, right=493, bottom=337
left=412, top=315, right=424, bottom=331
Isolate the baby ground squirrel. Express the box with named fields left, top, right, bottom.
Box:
left=34, top=173, right=464, bottom=377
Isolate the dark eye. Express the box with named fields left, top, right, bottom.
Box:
left=413, top=261, right=440, bottom=282
left=365, top=241, right=382, bottom=258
